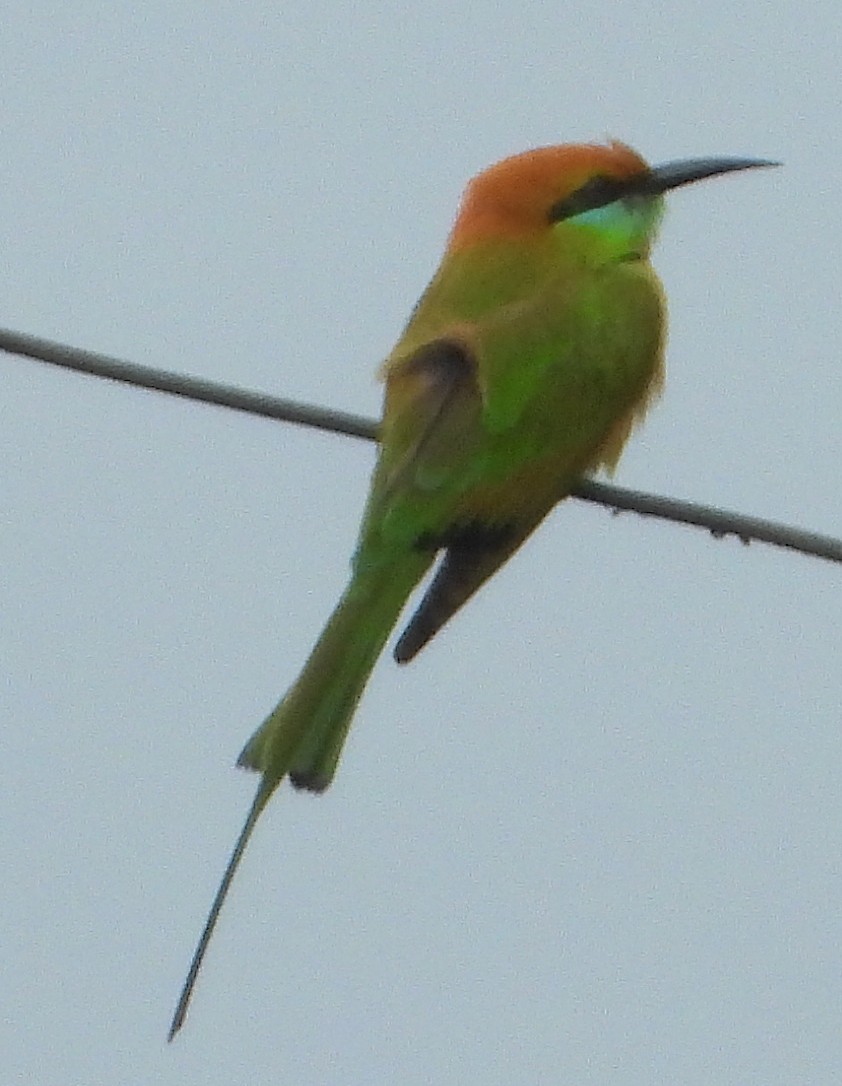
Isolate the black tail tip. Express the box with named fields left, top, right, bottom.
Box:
left=289, top=771, right=331, bottom=793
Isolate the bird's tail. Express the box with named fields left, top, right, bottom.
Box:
left=239, top=552, right=431, bottom=793
left=168, top=552, right=432, bottom=1039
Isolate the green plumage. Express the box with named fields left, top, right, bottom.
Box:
left=240, top=551, right=431, bottom=792
left=169, top=142, right=773, bottom=1038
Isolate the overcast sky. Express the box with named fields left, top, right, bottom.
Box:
left=2, top=4, right=840, bottom=1084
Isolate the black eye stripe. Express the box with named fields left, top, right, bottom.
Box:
left=548, top=173, right=632, bottom=223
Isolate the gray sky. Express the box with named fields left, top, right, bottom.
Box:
left=2, top=4, right=840, bottom=1084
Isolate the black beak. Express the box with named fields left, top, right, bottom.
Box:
left=548, top=154, right=778, bottom=224
left=640, top=157, right=780, bottom=195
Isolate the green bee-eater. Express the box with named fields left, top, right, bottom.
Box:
left=169, top=141, right=774, bottom=1036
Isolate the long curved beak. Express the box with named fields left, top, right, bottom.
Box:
left=641, top=157, right=780, bottom=195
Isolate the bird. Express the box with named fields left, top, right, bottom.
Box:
left=169, top=140, right=775, bottom=1037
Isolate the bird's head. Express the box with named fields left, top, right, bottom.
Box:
left=448, top=141, right=775, bottom=260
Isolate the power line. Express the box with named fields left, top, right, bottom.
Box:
left=2, top=325, right=839, bottom=566
left=1, top=327, right=374, bottom=441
